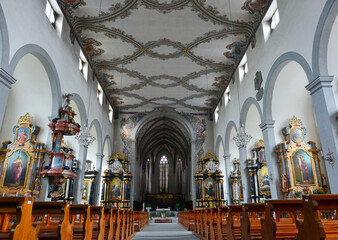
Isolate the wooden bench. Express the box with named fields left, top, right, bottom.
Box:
left=227, top=205, right=242, bottom=240
left=218, top=206, right=228, bottom=240
left=69, top=204, right=92, bottom=240
left=241, top=203, right=265, bottom=240
left=0, top=197, right=26, bottom=239
left=261, top=199, right=303, bottom=240
left=297, top=194, right=338, bottom=240
left=31, top=201, right=72, bottom=240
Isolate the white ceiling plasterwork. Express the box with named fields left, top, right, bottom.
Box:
left=58, top=0, right=271, bottom=114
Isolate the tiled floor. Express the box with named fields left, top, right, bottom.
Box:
left=131, top=223, right=200, bottom=240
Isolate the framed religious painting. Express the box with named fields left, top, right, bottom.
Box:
left=82, top=179, right=90, bottom=202
left=110, top=177, right=122, bottom=200
left=203, top=177, right=215, bottom=200
left=3, top=149, right=30, bottom=187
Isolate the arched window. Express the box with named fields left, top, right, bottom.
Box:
left=177, top=158, right=183, bottom=193
left=160, top=156, right=169, bottom=193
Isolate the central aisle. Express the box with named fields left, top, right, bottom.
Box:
left=131, top=223, right=200, bottom=240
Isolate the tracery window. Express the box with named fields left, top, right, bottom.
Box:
left=160, top=156, right=169, bottom=193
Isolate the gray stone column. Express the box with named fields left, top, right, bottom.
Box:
left=306, top=76, right=338, bottom=194
left=93, top=153, right=104, bottom=206
left=238, top=146, right=250, bottom=203
left=73, top=145, right=88, bottom=204
left=190, top=140, right=196, bottom=207
left=0, top=68, right=16, bottom=129
left=128, top=141, right=137, bottom=209
left=223, top=154, right=231, bottom=204
left=259, top=120, right=283, bottom=199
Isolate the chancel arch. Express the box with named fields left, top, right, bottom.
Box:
left=135, top=115, right=192, bottom=209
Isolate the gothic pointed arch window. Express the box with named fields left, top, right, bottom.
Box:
left=160, top=156, right=169, bottom=193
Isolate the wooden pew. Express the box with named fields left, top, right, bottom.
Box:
left=261, top=199, right=303, bottom=240
left=11, top=198, right=40, bottom=240
left=217, top=206, right=228, bottom=240
left=90, top=206, right=105, bottom=240
left=227, top=205, right=242, bottom=240
left=241, top=203, right=265, bottom=240
left=193, top=209, right=202, bottom=239
left=31, top=201, right=71, bottom=240
left=0, top=197, right=25, bottom=239
left=69, top=204, right=92, bottom=240
left=134, top=211, right=148, bottom=232
left=297, top=194, right=338, bottom=240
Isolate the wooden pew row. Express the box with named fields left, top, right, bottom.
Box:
left=178, top=195, right=338, bottom=240
left=0, top=198, right=147, bottom=240
left=134, top=211, right=149, bottom=232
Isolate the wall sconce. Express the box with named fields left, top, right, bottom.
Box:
left=324, top=148, right=335, bottom=168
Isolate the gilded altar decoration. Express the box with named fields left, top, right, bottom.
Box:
left=247, top=140, right=271, bottom=203
left=81, top=160, right=98, bottom=204
left=40, top=94, right=80, bottom=202
left=0, top=113, right=46, bottom=197
left=194, top=152, right=225, bottom=208
left=230, top=158, right=243, bottom=205
left=275, top=116, right=328, bottom=199
left=101, top=152, right=132, bottom=209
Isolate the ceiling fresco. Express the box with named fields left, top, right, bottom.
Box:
left=58, top=0, right=271, bottom=115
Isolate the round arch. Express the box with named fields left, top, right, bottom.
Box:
left=0, top=4, right=9, bottom=69
left=239, top=97, right=263, bottom=125
left=9, top=44, right=62, bottom=118
left=263, top=52, right=313, bottom=121
left=312, top=0, right=338, bottom=75
left=224, top=120, right=238, bottom=155
left=214, top=135, right=225, bottom=156
left=89, top=118, right=103, bottom=155
left=69, top=93, right=88, bottom=127
left=102, top=134, right=113, bottom=155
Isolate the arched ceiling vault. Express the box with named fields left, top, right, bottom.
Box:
left=57, top=0, right=272, bottom=115
left=136, top=116, right=191, bottom=166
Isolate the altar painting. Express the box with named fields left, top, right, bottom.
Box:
left=16, top=127, right=31, bottom=143
left=258, top=166, right=270, bottom=195
left=3, top=149, right=30, bottom=187
left=110, top=177, right=122, bottom=200
left=291, top=128, right=304, bottom=143
left=204, top=177, right=215, bottom=199
left=292, top=149, right=314, bottom=185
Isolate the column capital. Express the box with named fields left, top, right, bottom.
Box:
left=223, top=154, right=231, bottom=160
left=306, top=75, right=334, bottom=95
left=0, top=68, right=16, bottom=89
left=259, top=120, right=275, bottom=131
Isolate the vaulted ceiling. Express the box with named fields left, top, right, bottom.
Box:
left=58, top=0, right=271, bottom=115
left=136, top=116, right=190, bottom=166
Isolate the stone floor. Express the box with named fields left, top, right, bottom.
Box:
left=131, top=223, right=200, bottom=240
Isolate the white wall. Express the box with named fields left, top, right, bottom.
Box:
left=272, top=61, right=320, bottom=146
left=0, top=54, right=52, bottom=143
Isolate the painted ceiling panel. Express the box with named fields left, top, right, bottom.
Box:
left=58, top=0, right=272, bottom=114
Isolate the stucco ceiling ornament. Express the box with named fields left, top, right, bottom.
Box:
left=233, top=124, right=252, bottom=148
left=75, top=124, right=96, bottom=147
